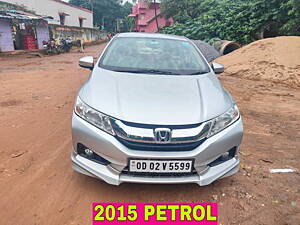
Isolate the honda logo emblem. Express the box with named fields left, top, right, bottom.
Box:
left=154, top=128, right=172, bottom=143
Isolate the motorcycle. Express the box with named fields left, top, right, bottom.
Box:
left=43, top=40, right=59, bottom=55
left=58, top=38, right=73, bottom=53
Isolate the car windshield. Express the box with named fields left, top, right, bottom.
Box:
left=99, top=37, right=210, bottom=75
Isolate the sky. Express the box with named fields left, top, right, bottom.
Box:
left=62, top=0, right=161, bottom=5
left=121, top=0, right=134, bottom=3
left=62, top=0, right=135, bottom=3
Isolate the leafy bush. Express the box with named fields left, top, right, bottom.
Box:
left=161, top=0, right=300, bottom=44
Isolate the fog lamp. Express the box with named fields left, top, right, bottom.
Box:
left=221, top=152, right=230, bottom=158
left=84, top=148, right=93, bottom=156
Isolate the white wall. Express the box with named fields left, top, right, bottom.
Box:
left=0, top=19, right=15, bottom=51
left=4, top=0, right=93, bottom=28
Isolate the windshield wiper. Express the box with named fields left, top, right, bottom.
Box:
left=113, top=69, right=179, bottom=75
left=187, top=71, right=209, bottom=75
left=140, top=69, right=180, bottom=75
left=112, top=69, right=209, bottom=75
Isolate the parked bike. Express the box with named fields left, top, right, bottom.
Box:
left=43, top=40, right=59, bottom=55
left=58, top=37, right=73, bottom=53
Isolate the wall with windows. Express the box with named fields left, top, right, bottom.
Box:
left=3, top=0, right=93, bottom=28
left=129, top=1, right=173, bottom=33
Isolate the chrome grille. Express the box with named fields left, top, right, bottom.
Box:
left=116, top=137, right=206, bottom=151
left=111, top=119, right=209, bottom=151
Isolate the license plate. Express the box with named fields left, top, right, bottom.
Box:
left=129, top=159, right=193, bottom=173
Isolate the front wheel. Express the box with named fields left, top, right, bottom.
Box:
left=53, top=48, right=59, bottom=55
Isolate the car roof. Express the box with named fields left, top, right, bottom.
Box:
left=116, top=32, right=189, bottom=41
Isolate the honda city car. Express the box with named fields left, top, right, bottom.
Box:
left=71, top=32, right=243, bottom=186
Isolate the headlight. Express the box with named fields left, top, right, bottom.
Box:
left=207, top=105, right=240, bottom=137
left=74, top=97, right=115, bottom=135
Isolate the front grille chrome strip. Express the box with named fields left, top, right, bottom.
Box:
left=111, top=119, right=211, bottom=144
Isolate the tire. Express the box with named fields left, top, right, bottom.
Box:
left=53, top=48, right=59, bottom=55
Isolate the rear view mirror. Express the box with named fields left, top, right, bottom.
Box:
left=79, top=56, right=94, bottom=70
left=212, top=62, right=224, bottom=74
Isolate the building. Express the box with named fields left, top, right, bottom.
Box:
left=0, top=1, right=105, bottom=52
left=0, top=10, right=49, bottom=52
left=3, top=0, right=93, bottom=28
left=128, top=0, right=173, bottom=33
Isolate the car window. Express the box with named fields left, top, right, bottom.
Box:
left=99, top=37, right=210, bottom=75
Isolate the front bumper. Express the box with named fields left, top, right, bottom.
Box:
left=71, top=113, right=243, bottom=186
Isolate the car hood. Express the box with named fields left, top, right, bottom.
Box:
left=80, top=68, right=233, bottom=125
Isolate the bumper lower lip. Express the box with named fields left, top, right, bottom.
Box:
left=71, top=152, right=240, bottom=186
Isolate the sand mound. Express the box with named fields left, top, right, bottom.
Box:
left=216, top=36, right=300, bottom=88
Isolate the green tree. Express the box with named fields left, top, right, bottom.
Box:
left=70, top=0, right=132, bottom=31
left=161, top=0, right=215, bottom=22
left=121, top=1, right=135, bottom=32
left=280, top=0, right=300, bottom=35
left=160, top=0, right=300, bottom=44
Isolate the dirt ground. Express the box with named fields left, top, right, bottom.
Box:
left=0, top=41, right=299, bottom=225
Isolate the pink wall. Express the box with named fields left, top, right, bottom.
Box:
left=129, top=1, right=174, bottom=33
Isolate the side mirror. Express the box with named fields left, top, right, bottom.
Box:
left=79, top=56, right=94, bottom=70
left=212, top=62, right=224, bottom=74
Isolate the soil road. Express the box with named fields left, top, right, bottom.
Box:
left=0, top=44, right=299, bottom=225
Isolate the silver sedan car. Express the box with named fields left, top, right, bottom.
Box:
left=71, top=33, right=243, bottom=186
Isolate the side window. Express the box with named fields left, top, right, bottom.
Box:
left=139, top=14, right=145, bottom=20
left=59, top=14, right=65, bottom=26
left=79, top=18, right=83, bottom=27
